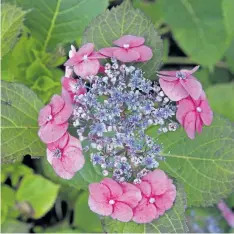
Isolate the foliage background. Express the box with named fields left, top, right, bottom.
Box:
left=1, top=0, right=234, bottom=233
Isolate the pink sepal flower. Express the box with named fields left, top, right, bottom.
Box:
left=88, top=178, right=142, bottom=222
left=133, top=169, right=176, bottom=224
left=61, top=77, right=87, bottom=103
left=47, top=132, right=84, bottom=179
left=64, top=43, right=105, bottom=78
left=176, top=91, right=213, bottom=139
left=38, top=95, right=72, bottom=143
left=99, top=35, right=153, bottom=63
left=158, top=66, right=202, bottom=101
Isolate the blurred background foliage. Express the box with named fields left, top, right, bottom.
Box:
left=1, top=0, right=234, bottom=233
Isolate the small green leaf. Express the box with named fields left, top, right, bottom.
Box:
left=1, top=81, right=45, bottom=163
left=16, top=174, right=60, bottom=219
left=73, top=191, right=102, bottom=233
left=147, top=114, right=234, bottom=206
left=1, top=185, right=15, bottom=207
left=159, top=0, right=229, bottom=67
left=18, top=0, right=109, bottom=51
left=1, top=3, right=27, bottom=57
left=206, top=83, right=234, bottom=121
left=82, top=0, right=163, bottom=79
left=1, top=219, right=31, bottom=233
left=101, top=183, right=188, bottom=233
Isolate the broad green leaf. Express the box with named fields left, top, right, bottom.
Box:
left=101, top=183, right=188, bottom=233
left=82, top=0, right=163, bottom=79
left=18, top=0, right=109, bottom=51
left=73, top=191, right=102, bottom=233
left=147, top=115, right=234, bottom=206
left=1, top=219, right=31, bottom=233
left=222, top=0, right=234, bottom=37
left=186, top=207, right=229, bottom=233
left=132, top=0, right=163, bottom=28
left=16, top=174, right=60, bottom=218
left=225, top=39, right=234, bottom=74
left=206, top=83, right=234, bottom=121
left=1, top=3, right=27, bottom=57
left=159, top=0, right=229, bottom=67
left=195, top=69, right=211, bottom=89
left=1, top=81, right=45, bottom=164
left=1, top=185, right=15, bottom=207
left=226, top=192, right=234, bottom=208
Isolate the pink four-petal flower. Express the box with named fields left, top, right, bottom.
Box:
left=88, top=178, right=142, bottom=222
left=158, top=66, right=202, bottom=101
left=64, top=43, right=105, bottom=78
left=47, top=132, right=85, bottom=179
left=38, top=95, right=72, bottom=143
left=176, top=91, right=213, bottom=139
left=99, top=35, right=153, bottom=63
left=133, top=169, right=176, bottom=223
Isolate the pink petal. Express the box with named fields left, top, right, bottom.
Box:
left=47, top=132, right=69, bottom=151
left=74, top=60, right=100, bottom=78
left=89, top=51, right=107, bottom=59
left=133, top=45, right=153, bottom=62
left=196, top=115, right=203, bottom=134
left=200, top=100, right=213, bottom=126
left=176, top=98, right=195, bottom=125
left=132, top=197, right=158, bottom=223
left=67, top=135, right=82, bottom=150
left=136, top=181, right=152, bottom=197
left=46, top=148, right=54, bottom=165
left=38, top=122, right=68, bottom=144
left=184, top=111, right=196, bottom=139
left=99, top=47, right=118, bottom=57
left=62, top=77, right=77, bottom=93
left=98, top=65, right=105, bottom=73
left=52, top=158, right=75, bottom=179
left=61, top=88, right=72, bottom=103
left=113, top=35, right=145, bottom=48
left=113, top=48, right=140, bottom=62
left=77, top=43, right=94, bottom=57
left=157, top=71, right=178, bottom=81
left=101, top=178, right=123, bottom=198
left=88, top=196, right=113, bottom=216
left=50, top=95, right=65, bottom=115
left=118, top=183, right=142, bottom=208
left=111, top=202, right=133, bottom=222
left=142, top=169, right=169, bottom=195
left=159, top=79, right=189, bottom=101
left=69, top=45, right=76, bottom=58
left=65, top=66, right=73, bottom=77
left=180, top=77, right=202, bottom=100
left=89, top=183, right=110, bottom=202
left=155, top=184, right=176, bottom=211
left=181, top=66, right=200, bottom=75
left=64, top=55, right=82, bottom=66
left=62, top=146, right=85, bottom=173
left=38, top=105, right=51, bottom=126
left=53, top=101, right=73, bottom=124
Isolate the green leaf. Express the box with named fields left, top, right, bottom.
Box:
left=1, top=185, right=15, bottom=207
left=206, top=83, right=234, bottom=121
left=18, top=0, right=109, bottom=51
left=1, top=3, right=27, bottom=57
left=195, top=69, right=211, bottom=89
left=101, top=183, right=188, bottom=233
left=186, top=207, right=229, bottom=233
left=225, top=39, right=234, bottom=74
left=222, top=0, right=234, bottom=37
left=159, top=0, right=229, bottom=67
left=73, top=191, right=102, bottom=233
left=16, top=174, right=60, bottom=218
left=132, top=0, right=163, bottom=28
left=1, top=81, right=45, bottom=164
left=82, top=0, right=163, bottom=79
left=147, top=114, right=234, bottom=206
left=1, top=219, right=31, bottom=233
